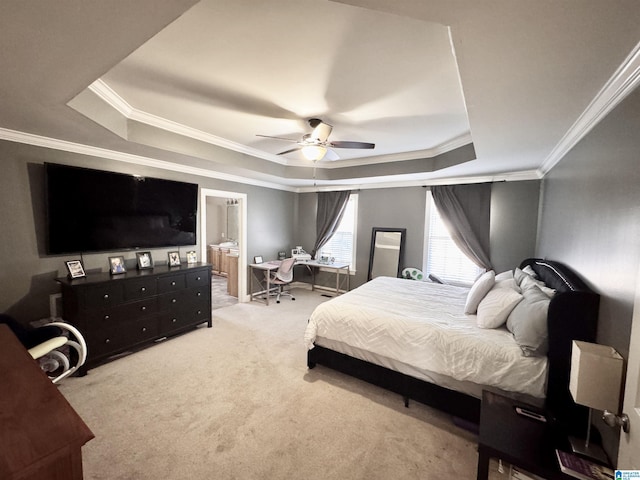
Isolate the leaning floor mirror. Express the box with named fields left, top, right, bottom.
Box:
left=368, top=227, right=406, bottom=281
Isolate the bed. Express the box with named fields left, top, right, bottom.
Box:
left=305, top=258, right=599, bottom=429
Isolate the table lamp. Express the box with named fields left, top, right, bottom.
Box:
left=569, top=340, right=624, bottom=463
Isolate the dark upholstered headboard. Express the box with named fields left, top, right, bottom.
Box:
left=519, top=258, right=600, bottom=434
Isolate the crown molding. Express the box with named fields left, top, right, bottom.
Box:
left=88, top=79, right=472, bottom=169
left=541, top=40, right=640, bottom=175
left=0, top=127, right=295, bottom=192
left=293, top=169, right=541, bottom=193
left=88, top=80, right=288, bottom=165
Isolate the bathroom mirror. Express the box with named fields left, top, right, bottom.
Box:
left=227, top=203, right=239, bottom=242
left=368, top=227, right=406, bottom=281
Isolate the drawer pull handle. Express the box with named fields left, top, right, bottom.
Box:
left=105, top=338, right=110, bottom=344
left=104, top=315, right=110, bottom=321
left=141, top=287, right=146, bottom=292
left=141, top=306, right=146, bottom=311
left=197, top=310, right=202, bottom=315
left=196, top=276, right=201, bottom=281
left=103, top=294, right=109, bottom=299
left=171, top=281, right=176, bottom=286
left=142, top=327, right=147, bottom=332
left=197, top=292, right=201, bottom=297
left=172, top=318, right=177, bottom=323
left=172, top=298, right=177, bottom=303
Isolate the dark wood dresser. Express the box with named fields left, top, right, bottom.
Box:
left=0, top=324, right=94, bottom=479
left=57, top=263, right=212, bottom=374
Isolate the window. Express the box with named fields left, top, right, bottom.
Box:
left=424, top=191, right=484, bottom=285
left=319, top=193, right=358, bottom=270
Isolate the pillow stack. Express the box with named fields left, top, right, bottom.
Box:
left=465, top=265, right=556, bottom=357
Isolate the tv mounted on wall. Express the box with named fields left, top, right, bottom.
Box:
left=45, top=163, right=198, bottom=255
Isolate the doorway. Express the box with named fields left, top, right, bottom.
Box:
left=200, top=188, right=248, bottom=304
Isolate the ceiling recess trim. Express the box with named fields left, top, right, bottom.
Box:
left=540, top=40, right=640, bottom=175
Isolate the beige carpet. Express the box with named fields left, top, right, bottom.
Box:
left=59, top=286, right=502, bottom=480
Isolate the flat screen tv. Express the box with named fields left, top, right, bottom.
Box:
left=45, top=163, right=198, bottom=254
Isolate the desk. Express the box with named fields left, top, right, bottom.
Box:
left=249, top=261, right=280, bottom=305
left=296, top=260, right=350, bottom=296
left=477, top=390, right=572, bottom=480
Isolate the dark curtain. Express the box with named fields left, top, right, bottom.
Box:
left=311, top=190, right=351, bottom=259
left=430, top=183, right=492, bottom=270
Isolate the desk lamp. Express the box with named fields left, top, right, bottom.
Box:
left=569, top=340, right=624, bottom=463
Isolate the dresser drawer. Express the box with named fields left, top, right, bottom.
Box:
left=186, top=269, right=209, bottom=288
left=157, top=274, right=186, bottom=293
left=85, top=328, right=126, bottom=358
left=124, top=277, right=157, bottom=300
left=83, top=283, right=124, bottom=308
left=157, top=290, right=187, bottom=311
left=121, top=317, right=159, bottom=344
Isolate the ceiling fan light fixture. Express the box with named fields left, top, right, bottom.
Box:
left=301, top=145, right=327, bottom=161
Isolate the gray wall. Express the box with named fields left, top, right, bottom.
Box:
left=0, top=140, right=295, bottom=322
left=295, top=182, right=540, bottom=289
left=537, top=86, right=640, bottom=359
left=536, top=87, right=640, bottom=463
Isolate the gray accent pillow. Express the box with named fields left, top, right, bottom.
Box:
left=506, top=284, right=551, bottom=356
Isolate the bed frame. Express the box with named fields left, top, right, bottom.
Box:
left=307, top=258, right=599, bottom=431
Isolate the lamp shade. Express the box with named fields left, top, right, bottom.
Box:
left=301, top=145, right=327, bottom=161
left=569, top=340, right=624, bottom=412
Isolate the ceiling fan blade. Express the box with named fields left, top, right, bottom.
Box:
left=329, top=141, right=375, bottom=149
left=277, top=147, right=302, bottom=155
left=256, top=134, right=298, bottom=143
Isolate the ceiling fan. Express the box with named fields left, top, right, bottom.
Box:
left=257, top=118, right=375, bottom=161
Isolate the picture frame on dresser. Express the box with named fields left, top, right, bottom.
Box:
left=108, top=256, right=126, bottom=275
left=186, top=250, right=197, bottom=264
left=136, top=251, right=153, bottom=270
left=167, top=251, right=181, bottom=267
left=65, top=260, right=86, bottom=279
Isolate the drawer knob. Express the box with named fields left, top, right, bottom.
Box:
left=142, top=327, right=147, bottom=332
left=104, top=314, right=110, bottom=321
left=172, top=298, right=177, bottom=303
left=103, top=294, right=109, bottom=299
left=141, top=306, right=146, bottom=311
left=196, top=276, right=201, bottom=281
left=171, top=281, right=176, bottom=286
left=172, top=318, right=177, bottom=323
left=197, top=292, right=202, bottom=297
left=197, top=310, right=202, bottom=315
left=105, top=338, right=110, bottom=344
left=141, top=287, right=146, bottom=292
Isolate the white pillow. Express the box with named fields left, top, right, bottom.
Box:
left=464, top=270, right=495, bottom=314
left=520, top=274, right=556, bottom=298
left=522, top=265, right=538, bottom=278
left=477, top=287, right=523, bottom=329
left=494, top=270, right=514, bottom=282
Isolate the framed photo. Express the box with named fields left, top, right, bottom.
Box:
left=254, top=255, right=263, bottom=264
left=65, top=260, right=86, bottom=279
left=136, top=251, right=153, bottom=270
left=168, top=251, right=181, bottom=267
left=108, top=256, right=127, bottom=275
left=186, top=250, right=197, bottom=264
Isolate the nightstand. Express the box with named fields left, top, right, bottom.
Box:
left=477, top=390, right=573, bottom=480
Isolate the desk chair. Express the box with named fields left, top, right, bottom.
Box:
left=268, top=257, right=296, bottom=303
left=0, top=314, right=87, bottom=383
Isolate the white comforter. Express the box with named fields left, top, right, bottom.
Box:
left=304, top=276, right=547, bottom=397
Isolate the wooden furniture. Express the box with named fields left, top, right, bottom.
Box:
left=0, top=324, right=94, bottom=480
left=227, top=253, right=239, bottom=297
left=477, top=390, right=573, bottom=480
left=57, top=263, right=212, bottom=374
left=208, top=245, right=239, bottom=276
left=308, top=258, right=599, bottom=427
